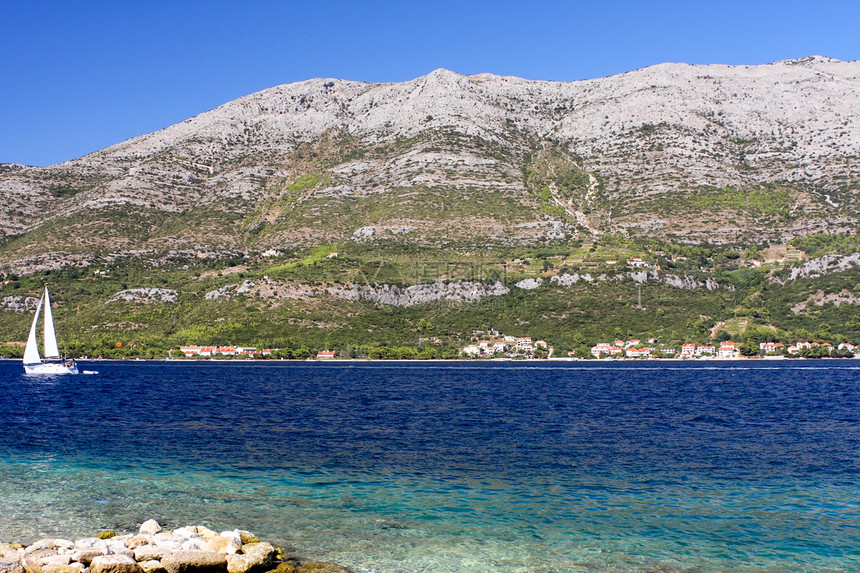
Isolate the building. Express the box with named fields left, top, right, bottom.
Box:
left=759, top=342, right=785, bottom=354
left=316, top=350, right=336, bottom=359
left=180, top=345, right=202, bottom=357
left=625, top=347, right=650, bottom=358
left=718, top=342, right=738, bottom=358
left=463, top=345, right=481, bottom=357
left=516, top=337, right=534, bottom=353
left=591, top=344, right=624, bottom=358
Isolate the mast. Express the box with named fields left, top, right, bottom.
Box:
left=43, top=287, right=61, bottom=359
left=23, top=294, right=44, bottom=365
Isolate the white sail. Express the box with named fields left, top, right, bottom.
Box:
left=23, top=294, right=44, bottom=365
left=43, top=287, right=61, bottom=359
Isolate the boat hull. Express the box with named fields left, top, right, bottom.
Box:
left=24, top=361, right=79, bottom=375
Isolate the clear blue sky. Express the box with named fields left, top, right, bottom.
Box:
left=2, top=0, right=858, bottom=166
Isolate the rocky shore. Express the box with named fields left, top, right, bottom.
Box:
left=0, top=520, right=349, bottom=573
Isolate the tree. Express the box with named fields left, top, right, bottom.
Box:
left=293, top=347, right=312, bottom=360
left=740, top=339, right=760, bottom=357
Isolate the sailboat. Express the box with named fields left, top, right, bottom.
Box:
left=23, top=286, right=78, bottom=375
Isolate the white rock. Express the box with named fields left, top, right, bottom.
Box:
left=103, top=542, right=134, bottom=559
left=203, top=534, right=241, bottom=555
left=195, top=526, right=218, bottom=539
left=139, top=520, right=163, bottom=536
left=41, top=564, right=84, bottom=573
left=171, top=527, right=199, bottom=539
left=150, top=533, right=176, bottom=547
left=28, top=541, right=75, bottom=552
left=73, top=538, right=101, bottom=550
left=133, top=545, right=167, bottom=562
left=39, top=555, right=70, bottom=567
left=178, top=538, right=206, bottom=552
left=514, top=278, right=543, bottom=290
left=89, top=554, right=143, bottom=573
left=138, top=561, right=166, bottom=573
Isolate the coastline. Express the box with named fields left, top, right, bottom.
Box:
left=3, top=354, right=838, bottom=365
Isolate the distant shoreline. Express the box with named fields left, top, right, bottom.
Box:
left=3, top=355, right=845, bottom=365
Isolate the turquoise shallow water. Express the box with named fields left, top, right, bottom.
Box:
left=1, top=360, right=858, bottom=572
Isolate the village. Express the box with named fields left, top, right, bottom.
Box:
left=582, top=339, right=857, bottom=359
left=177, top=345, right=275, bottom=358
left=173, top=337, right=858, bottom=361
left=461, top=333, right=858, bottom=360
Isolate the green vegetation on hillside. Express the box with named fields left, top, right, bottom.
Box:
left=790, top=231, right=860, bottom=256
left=1, top=237, right=858, bottom=360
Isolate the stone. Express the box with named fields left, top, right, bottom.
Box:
left=139, top=521, right=163, bottom=536
left=0, top=556, right=24, bottom=573
left=27, top=541, right=74, bottom=553
left=41, top=564, right=85, bottom=573
left=134, top=546, right=168, bottom=562
left=271, top=560, right=349, bottom=573
left=194, top=528, right=217, bottom=540
left=177, top=539, right=206, bottom=552
left=104, top=542, right=135, bottom=559
left=161, top=551, right=227, bottom=573
left=224, top=555, right=253, bottom=573
left=138, top=561, right=167, bottom=573
left=69, top=548, right=105, bottom=566
left=224, top=541, right=276, bottom=573
left=126, top=536, right=154, bottom=550
left=89, top=555, right=143, bottom=573
left=202, top=537, right=239, bottom=556
left=239, top=544, right=274, bottom=568
left=0, top=544, right=22, bottom=559
left=38, top=556, right=69, bottom=568
left=73, top=538, right=101, bottom=550
left=171, top=528, right=199, bottom=540
left=234, top=533, right=258, bottom=546
left=21, top=547, right=58, bottom=573
left=151, top=533, right=175, bottom=542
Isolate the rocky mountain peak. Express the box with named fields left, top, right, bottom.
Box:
left=1, top=57, right=858, bottom=265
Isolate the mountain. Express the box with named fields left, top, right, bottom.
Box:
left=1, top=56, right=859, bottom=272
left=2, top=57, right=860, bottom=358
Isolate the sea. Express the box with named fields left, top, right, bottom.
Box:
left=0, top=359, right=858, bottom=572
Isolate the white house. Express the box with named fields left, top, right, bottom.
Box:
left=625, top=347, right=650, bottom=358
left=680, top=343, right=696, bottom=358
left=718, top=342, right=739, bottom=358
left=516, top=337, right=534, bottom=353
left=759, top=342, right=785, bottom=354
left=463, top=345, right=481, bottom=357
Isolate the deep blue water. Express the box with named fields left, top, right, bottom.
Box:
left=1, top=360, right=858, bottom=572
